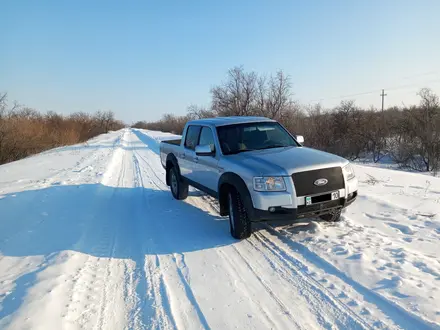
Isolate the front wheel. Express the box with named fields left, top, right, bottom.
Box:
left=319, top=209, right=342, bottom=222
left=228, top=189, right=252, bottom=239
left=169, top=167, right=188, bottom=200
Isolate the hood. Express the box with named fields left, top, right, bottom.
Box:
left=228, top=146, right=348, bottom=176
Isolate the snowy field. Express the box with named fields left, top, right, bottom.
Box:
left=0, top=128, right=439, bottom=330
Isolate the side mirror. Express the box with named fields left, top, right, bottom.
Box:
left=295, top=135, right=304, bottom=144
left=195, top=144, right=214, bottom=156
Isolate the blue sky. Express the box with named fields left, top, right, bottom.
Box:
left=2, top=0, right=440, bottom=123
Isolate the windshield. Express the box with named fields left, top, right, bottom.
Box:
left=216, top=122, right=299, bottom=155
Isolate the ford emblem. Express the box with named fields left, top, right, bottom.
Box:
left=314, top=178, right=328, bottom=186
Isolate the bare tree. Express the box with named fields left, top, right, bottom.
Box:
left=211, top=66, right=260, bottom=117
left=255, top=76, right=267, bottom=115
left=265, top=70, right=292, bottom=120
left=187, top=104, right=213, bottom=119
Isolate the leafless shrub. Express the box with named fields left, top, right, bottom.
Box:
left=131, top=121, right=149, bottom=129
left=390, top=88, right=440, bottom=173
left=0, top=93, right=125, bottom=165
left=139, top=114, right=191, bottom=135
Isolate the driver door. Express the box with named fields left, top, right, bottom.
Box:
left=195, top=126, right=220, bottom=193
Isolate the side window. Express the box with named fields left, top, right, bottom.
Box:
left=184, top=125, right=201, bottom=150
left=199, top=127, right=216, bottom=153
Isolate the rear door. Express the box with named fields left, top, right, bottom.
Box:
left=179, top=125, right=201, bottom=181
left=195, top=126, right=220, bottom=193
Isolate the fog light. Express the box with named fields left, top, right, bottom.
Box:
left=269, top=207, right=276, bottom=213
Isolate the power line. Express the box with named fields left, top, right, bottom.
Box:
left=307, top=78, right=440, bottom=104
left=308, top=89, right=378, bottom=103
left=401, top=70, right=439, bottom=80
left=386, top=78, right=440, bottom=92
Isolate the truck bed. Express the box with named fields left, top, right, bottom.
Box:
left=160, top=138, right=182, bottom=168
left=162, top=139, right=181, bottom=146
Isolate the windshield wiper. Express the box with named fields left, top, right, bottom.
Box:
left=257, top=144, right=289, bottom=150
left=226, top=149, right=256, bottom=155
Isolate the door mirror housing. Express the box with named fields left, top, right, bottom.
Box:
left=295, top=135, right=304, bottom=144
left=195, top=144, right=214, bottom=156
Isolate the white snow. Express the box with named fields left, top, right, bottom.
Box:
left=0, top=128, right=439, bottom=329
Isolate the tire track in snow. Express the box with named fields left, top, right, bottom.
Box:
left=264, top=224, right=440, bottom=330
left=215, top=249, right=279, bottom=329
left=71, top=132, right=132, bottom=330
left=125, top=152, right=151, bottom=330
left=168, top=252, right=211, bottom=330
left=250, top=231, right=371, bottom=329
left=62, top=135, right=129, bottom=329
left=131, top=136, right=212, bottom=328
left=94, top=145, right=127, bottom=330
left=129, top=150, right=177, bottom=330
left=200, top=193, right=367, bottom=328
left=146, top=255, right=179, bottom=330
left=132, top=148, right=168, bottom=191
left=133, top=148, right=209, bottom=329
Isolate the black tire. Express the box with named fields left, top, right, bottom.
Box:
left=169, top=166, right=188, bottom=200
left=319, top=209, right=342, bottom=222
left=228, top=188, right=252, bottom=239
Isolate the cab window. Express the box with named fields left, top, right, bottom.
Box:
left=198, top=127, right=216, bottom=154
left=184, top=125, right=201, bottom=150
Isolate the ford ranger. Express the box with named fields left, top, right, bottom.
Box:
left=160, top=116, right=358, bottom=239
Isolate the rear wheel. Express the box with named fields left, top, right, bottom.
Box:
left=228, top=189, right=252, bottom=239
left=169, top=166, right=188, bottom=200
left=319, top=209, right=342, bottom=222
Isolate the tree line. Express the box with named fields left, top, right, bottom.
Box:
left=133, top=66, right=440, bottom=174
left=0, top=93, right=125, bottom=165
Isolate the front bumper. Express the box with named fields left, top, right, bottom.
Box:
left=247, top=173, right=358, bottom=222
left=250, top=174, right=358, bottom=209
left=250, top=192, right=357, bottom=222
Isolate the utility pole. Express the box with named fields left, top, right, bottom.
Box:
left=380, top=89, right=387, bottom=112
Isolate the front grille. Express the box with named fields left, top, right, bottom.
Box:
left=292, top=166, right=344, bottom=196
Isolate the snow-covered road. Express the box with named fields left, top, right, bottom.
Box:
left=0, top=128, right=439, bottom=329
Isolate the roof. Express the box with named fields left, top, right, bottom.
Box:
left=187, top=116, right=275, bottom=127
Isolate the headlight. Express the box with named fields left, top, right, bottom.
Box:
left=253, top=177, right=286, bottom=191
left=342, top=164, right=356, bottom=180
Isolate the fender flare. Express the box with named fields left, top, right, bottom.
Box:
left=165, top=153, right=181, bottom=186
left=218, top=172, right=254, bottom=219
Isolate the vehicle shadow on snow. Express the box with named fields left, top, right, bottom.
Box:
left=0, top=184, right=235, bottom=259
left=0, top=183, right=235, bottom=321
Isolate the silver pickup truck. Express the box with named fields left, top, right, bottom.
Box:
left=160, top=116, right=358, bottom=239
